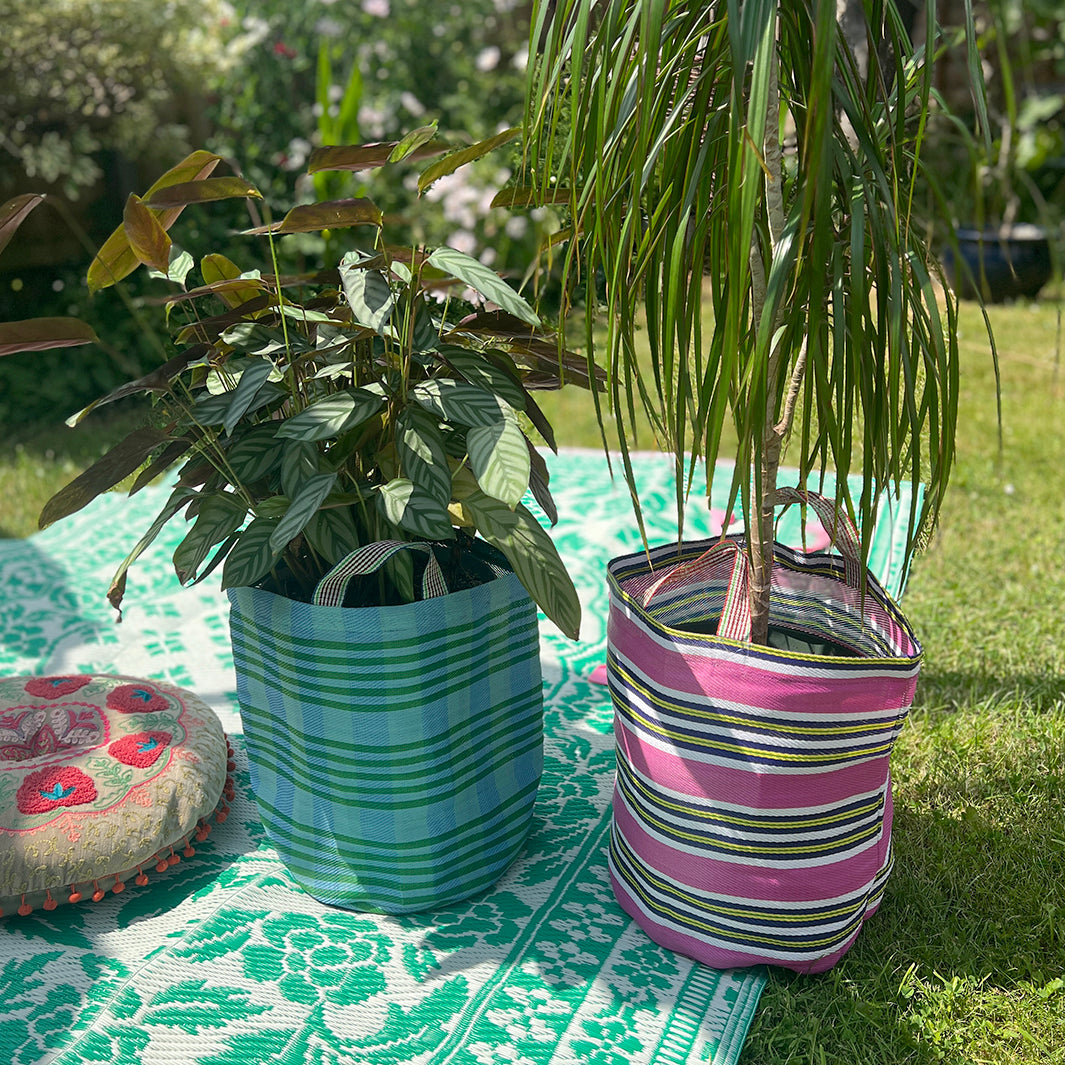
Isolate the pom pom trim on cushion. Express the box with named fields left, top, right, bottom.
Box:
left=1, top=674, right=234, bottom=919
left=0, top=739, right=236, bottom=918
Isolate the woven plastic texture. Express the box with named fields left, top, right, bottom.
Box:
left=227, top=568, right=543, bottom=913
left=606, top=534, right=922, bottom=973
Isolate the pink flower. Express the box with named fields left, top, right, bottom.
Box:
left=16, top=766, right=97, bottom=814
left=273, top=40, right=297, bottom=58
left=24, top=675, right=90, bottom=698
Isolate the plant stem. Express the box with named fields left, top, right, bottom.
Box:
left=749, top=22, right=787, bottom=646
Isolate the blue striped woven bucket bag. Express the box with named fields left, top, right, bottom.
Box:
left=606, top=489, right=922, bottom=973
left=227, top=539, right=544, bottom=914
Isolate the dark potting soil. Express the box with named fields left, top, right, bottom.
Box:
left=258, top=536, right=504, bottom=607
left=677, top=617, right=860, bottom=658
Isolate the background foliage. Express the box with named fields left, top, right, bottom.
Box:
left=0, top=0, right=543, bottom=430
left=924, top=0, right=1065, bottom=229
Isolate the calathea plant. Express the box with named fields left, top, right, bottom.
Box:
left=0, top=138, right=590, bottom=638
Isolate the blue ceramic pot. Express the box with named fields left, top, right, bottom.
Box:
left=942, top=224, right=1052, bottom=302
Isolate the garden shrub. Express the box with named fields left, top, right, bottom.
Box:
left=0, top=0, right=236, bottom=201
left=0, top=0, right=552, bottom=431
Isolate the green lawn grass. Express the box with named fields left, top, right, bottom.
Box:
left=2, top=296, right=1064, bottom=1063
left=738, top=296, right=1065, bottom=1065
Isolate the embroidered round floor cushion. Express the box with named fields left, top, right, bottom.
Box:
left=0, top=673, right=233, bottom=917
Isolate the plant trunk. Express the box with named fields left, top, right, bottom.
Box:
left=750, top=428, right=782, bottom=645
left=747, top=21, right=788, bottom=647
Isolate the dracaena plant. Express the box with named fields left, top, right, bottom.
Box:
left=523, top=0, right=990, bottom=644
left=0, top=136, right=591, bottom=639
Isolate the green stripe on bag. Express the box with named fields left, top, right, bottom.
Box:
left=228, top=553, right=545, bottom=914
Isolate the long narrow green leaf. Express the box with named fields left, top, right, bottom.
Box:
left=464, top=491, right=580, bottom=639
left=524, top=0, right=978, bottom=604
left=426, top=247, right=539, bottom=327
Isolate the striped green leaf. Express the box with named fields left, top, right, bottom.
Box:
left=221, top=516, right=282, bottom=590
left=467, top=413, right=530, bottom=509
left=280, top=440, right=322, bottom=499
left=192, top=382, right=284, bottom=427
left=339, top=260, right=395, bottom=332
left=463, top=491, right=580, bottom=639
left=397, top=407, right=452, bottom=508
left=426, top=246, right=539, bottom=327
left=378, top=478, right=455, bottom=540
left=173, top=492, right=248, bottom=584
left=268, top=472, right=338, bottom=552
left=220, top=323, right=312, bottom=355
left=304, top=507, right=361, bottom=565
left=226, top=425, right=281, bottom=483
left=276, top=389, right=385, bottom=442
left=438, top=346, right=526, bottom=410
left=223, top=359, right=276, bottom=435
left=411, top=379, right=507, bottom=428
left=254, top=495, right=291, bottom=520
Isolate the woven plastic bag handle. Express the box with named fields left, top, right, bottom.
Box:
left=774, top=487, right=863, bottom=589
left=709, top=488, right=864, bottom=638
left=639, top=539, right=753, bottom=641
left=312, top=540, right=448, bottom=607
left=639, top=488, right=863, bottom=642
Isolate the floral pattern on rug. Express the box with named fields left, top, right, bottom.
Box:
left=0, top=452, right=917, bottom=1065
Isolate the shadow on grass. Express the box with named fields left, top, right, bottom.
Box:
left=743, top=669, right=1065, bottom=1065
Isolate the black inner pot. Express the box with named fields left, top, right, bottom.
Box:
left=259, top=534, right=506, bottom=607
left=676, top=617, right=861, bottom=658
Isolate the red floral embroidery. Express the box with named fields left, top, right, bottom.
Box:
left=23, top=675, right=91, bottom=698
left=16, top=766, right=98, bottom=814
left=109, top=731, right=172, bottom=768
left=106, top=684, right=170, bottom=714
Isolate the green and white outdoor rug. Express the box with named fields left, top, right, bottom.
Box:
left=0, top=450, right=918, bottom=1065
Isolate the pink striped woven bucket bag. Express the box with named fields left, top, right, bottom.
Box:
left=606, top=489, right=922, bottom=974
